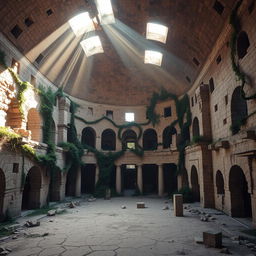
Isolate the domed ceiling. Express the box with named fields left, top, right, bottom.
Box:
left=0, top=0, right=236, bottom=105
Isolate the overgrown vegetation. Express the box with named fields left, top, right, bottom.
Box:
left=177, top=187, right=194, bottom=203
left=229, top=0, right=256, bottom=100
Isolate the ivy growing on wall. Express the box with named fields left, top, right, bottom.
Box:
left=229, top=0, right=256, bottom=100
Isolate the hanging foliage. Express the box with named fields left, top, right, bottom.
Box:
left=229, top=0, right=256, bottom=100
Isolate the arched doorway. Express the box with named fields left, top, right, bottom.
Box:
left=65, top=169, right=77, bottom=196
left=162, top=126, right=177, bottom=149
left=0, top=169, right=5, bottom=221
left=231, top=86, right=248, bottom=134
left=27, top=108, right=42, bottom=142
left=101, top=129, right=116, bottom=150
left=229, top=165, right=252, bottom=217
left=191, top=165, right=200, bottom=202
left=122, top=129, right=137, bottom=150
left=22, top=166, right=42, bottom=209
left=192, top=117, right=200, bottom=138
left=81, top=127, right=96, bottom=148
left=81, top=164, right=96, bottom=194
left=143, top=129, right=158, bottom=150
left=216, top=170, right=224, bottom=195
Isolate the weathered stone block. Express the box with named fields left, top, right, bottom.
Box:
left=173, top=194, right=183, bottom=217
left=137, top=202, right=145, bottom=208
left=203, top=231, right=222, bottom=248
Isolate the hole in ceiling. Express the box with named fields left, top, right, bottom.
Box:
left=213, top=0, right=224, bottom=15
left=46, top=9, right=53, bottom=16
left=10, top=25, right=23, bottom=39
left=24, top=17, right=34, bottom=27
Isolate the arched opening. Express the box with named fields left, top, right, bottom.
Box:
left=142, top=164, right=158, bottom=194
left=0, top=169, right=6, bottom=221
left=81, top=164, right=96, bottom=194
left=191, top=165, right=200, bottom=202
left=101, top=129, right=116, bottom=150
left=143, top=129, right=158, bottom=150
left=50, top=170, right=61, bottom=201
left=237, top=31, right=250, bottom=59
left=192, top=117, right=200, bottom=138
left=122, top=129, right=137, bottom=150
left=121, top=164, right=137, bottom=195
left=27, top=108, right=42, bottom=142
left=81, top=127, right=96, bottom=148
left=22, top=166, right=42, bottom=209
left=229, top=165, right=252, bottom=217
left=163, top=164, right=177, bottom=194
left=163, top=126, right=177, bottom=149
left=181, top=169, right=189, bottom=188
left=216, top=170, right=224, bottom=194
left=231, top=86, right=248, bottom=134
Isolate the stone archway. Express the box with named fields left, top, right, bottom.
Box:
left=22, top=166, right=42, bottom=209
left=81, top=127, right=96, bottom=148
left=216, top=170, right=224, bottom=195
left=0, top=169, right=6, bottom=221
left=143, top=129, right=158, bottom=150
left=101, top=129, right=116, bottom=150
left=192, top=117, right=200, bottom=138
left=191, top=165, right=200, bottom=202
left=229, top=165, right=252, bottom=217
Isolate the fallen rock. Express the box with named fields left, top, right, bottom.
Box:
left=74, top=201, right=80, bottom=206
left=121, top=205, right=126, bottom=209
left=68, top=202, right=76, bottom=208
left=12, top=235, right=17, bottom=240
left=246, top=243, right=255, bottom=249
left=194, top=237, right=203, bottom=244
left=25, top=220, right=40, bottom=228
left=209, top=217, right=216, bottom=221
left=47, top=210, right=56, bottom=216
left=0, top=251, right=9, bottom=255
left=220, top=248, right=231, bottom=254
left=88, top=198, right=96, bottom=202
left=162, top=205, right=169, bottom=210
left=200, top=216, right=208, bottom=222
left=56, top=208, right=65, bottom=214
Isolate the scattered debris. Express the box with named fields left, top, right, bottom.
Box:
left=56, top=208, right=65, bottom=214
left=0, top=247, right=11, bottom=255
left=68, top=202, right=76, bottom=208
left=25, top=232, right=49, bottom=238
left=162, top=205, right=169, bottom=210
left=200, top=216, right=208, bottom=222
left=194, top=237, right=204, bottom=244
left=25, top=220, right=40, bottom=228
left=246, top=243, right=255, bottom=249
left=220, top=247, right=231, bottom=254
left=176, top=249, right=186, bottom=255
left=88, top=197, right=96, bottom=202
left=121, top=205, right=126, bottom=209
left=47, top=210, right=56, bottom=216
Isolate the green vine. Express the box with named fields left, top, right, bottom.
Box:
left=229, top=0, right=256, bottom=100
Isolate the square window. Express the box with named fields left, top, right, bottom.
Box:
left=191, top=96, right=194, bottom=107
left=213, top=0, right=224, bottom=15
left=146, top=23, right=168, bottom=44
left=127, top=142, right=135, bottom=149
left=80, top=36, right=104, bottom=57
left=88, top=107, right=93, bottom=115
left=144, top=50, right=163, bottom=66
left=12, top=163, right=19, bottom=173
left=164, top=107, right=172, bottom=117
left=125, top=112, right=134, bottom=122
left=46, top=9, right=53, bottom=16
left=214, top=104, right=218, bottom=112
left=209, top=78, right=214, bottom=93
left=223, top=118, right=227, bottom=125
left=106, top=110, right=113, bottom=119
left=35, top=54, right=44, bottom=64
left=25, top=17, right=34, bottom=27
left=126, top=164, right=136, bottom=169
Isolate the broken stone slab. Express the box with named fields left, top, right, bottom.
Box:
left=137, top=202, right=145, bottom=209
left=88, top=197, right=96, bottom=202
left=47, top=210, right=56, bottom=216
left=162, top=205, right=169, bottom=210
left=194, top=237, right=203, bottom=244
left=121, top=205, right=126, bottom=209
left=56, top=208, right=65, bottom=214
left=173, top=194, right=183, bottom=217
left=25, top=220, right=40, bottom=228
left=203, top=231, right=222, bottom=248
left=68, top=202, right=76, bottom=208
left=0, top=251, right=9, bottom=255
left=246, top=243, right=255, bottom=248
left=220, top=248, right=231, bottom=254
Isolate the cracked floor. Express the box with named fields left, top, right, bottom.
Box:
left=1, top=197, right=255, bottom=256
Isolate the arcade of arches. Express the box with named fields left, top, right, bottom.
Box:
left=0, top=0, right=256, bottom=230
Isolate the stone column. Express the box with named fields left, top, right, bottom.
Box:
left=95, top=165, right=99, bottom=185
left=137, top=165, right=143, bottom=194
left=116, top=165, right=121, bottom=194
left=158, top=164, right=164, bottom=197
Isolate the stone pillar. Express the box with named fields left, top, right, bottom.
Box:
left=137, top=165, right=143, bottom=194
left=75, top=168, right=81, bottom=197
left=95, top=165, right=99, bottom=185
left=173, top=194, right=183, bottom=217
left=158, top=164, right=164, bottom=197
left=57, top=124, right=68, bottom=143
left=116, top=165, right=121, bottom=194
left=58, top=97, right=70, bottom=143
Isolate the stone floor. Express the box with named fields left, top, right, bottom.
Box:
left=1, top=197, right=256, bottom=256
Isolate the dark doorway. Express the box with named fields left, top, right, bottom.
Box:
left=81, top=164, right=96, bottom=194
left=163, top=126, right=177, bottom=149
left=229, top=165, right=252, bottom=217
left=192, top=117, right=200, bottom=138
left=22, top=167, right=42, bottom=209
left=163, top=164, right=177, bottom=194
left=191, top=165, right=200, bottom=202
left=121, top=165, right=137, bottom=195
left=101, top=129, right=116, bottom=150
left=81, top=127, right=96, bottom=148
left=143, top=129, right=158, bottom=150
left=142, top=164, right=158, bottom=194
left=65, top=169, right=77, bottom=196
